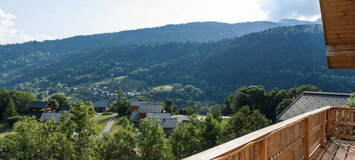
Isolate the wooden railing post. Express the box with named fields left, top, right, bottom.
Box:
left=261, top=139, right=268, bottom=160
left=326, top=109, right=332, bottom=140
left=303, top=117, right=310, bottom=160
left=320, top=111, right=327, bottom=147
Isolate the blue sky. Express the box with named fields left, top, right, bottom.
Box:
left=0, top=0, right=321, bottom=44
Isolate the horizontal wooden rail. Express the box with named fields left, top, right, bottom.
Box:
left=185, top=106, right=355, bottom=160
left=184, top=106, right=336, bottom=160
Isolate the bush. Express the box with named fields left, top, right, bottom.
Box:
left=102, top=112, right=113, bottom=115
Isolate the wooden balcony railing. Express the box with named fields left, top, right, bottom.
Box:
left=184, top=106, right=355, bottom=160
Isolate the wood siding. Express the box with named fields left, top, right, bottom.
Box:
left=320, top=0, right=355, bottom=69
left=131, top=106, right=139, bottom=111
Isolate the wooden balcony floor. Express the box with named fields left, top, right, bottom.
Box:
left=311, top=140, right=355, bottom=160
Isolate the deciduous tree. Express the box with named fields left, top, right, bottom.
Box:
left=137, top=118, right=173, bottom=160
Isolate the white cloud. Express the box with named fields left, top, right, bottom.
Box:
left=100, top=0, right=268, bottom=32
left=259, top=0, right=321, bottom=21
left=0, top=8, right=17, bottom=43
left=0, top=8, right=55, bottom=44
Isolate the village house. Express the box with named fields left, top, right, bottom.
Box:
left=27, top=101, right=53, bottom=113
left=27, top=101, right=53, bottom=118
left=93, top=102, right=109, bottom=112
left=129, top=101, right=177, bottom=134
left=130, top=101, right=148, bottom=111
left=147, top=113, right=178, bottom=135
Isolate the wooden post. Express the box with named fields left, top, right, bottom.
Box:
left=350, top=111, right=354, bottom=138
left=326, top=109, right=332, bottom=140
left=261, top=139, right=268, bottom=160
left=303, top=117, right=310, bottom=160
left=320, top=111, right=327, bottom=147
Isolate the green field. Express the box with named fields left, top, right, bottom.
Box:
left=152, top=85, right=173, bottom=92
left=95, top=115, right=112, bottom=133
left=94, top=76, right=127, bottom=86
left=109, top=116, right=128, bottom=136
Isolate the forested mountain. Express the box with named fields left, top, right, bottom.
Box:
left=0, top=19, right=320, bottom=71
left=2, top=20, right=353, bottom=108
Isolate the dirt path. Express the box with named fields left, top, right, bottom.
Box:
left=93, top=113, right=102, bottom=120
left=99, top=113, right=118, bottom=139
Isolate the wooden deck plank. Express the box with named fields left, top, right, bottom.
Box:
left=346, top=141, right=355, bottom=160
left=321, top=141, right=339, bottom=160
left=311, top=140, right=355, bottom=160
left=334, top=142, right=348, bottom=160
left=311, top=141, right=331, bottom=160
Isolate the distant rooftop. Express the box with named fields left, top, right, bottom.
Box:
left=138, top=104, right=162, bottom=113
left=276, top=91, right=351, bottom=122
left=146, top=113, right=172, bottom=119
left=131, top=101, right=148, bottom=107
left=40, top=113, right=70, bottom=123
left=28, top=101, right=50, bottom=109
left=160, top=119, right=178, bottom=129
left=93, top=102, right=108, bottom=108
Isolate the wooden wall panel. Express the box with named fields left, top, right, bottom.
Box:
left=320, top=0, right=355, bottom=69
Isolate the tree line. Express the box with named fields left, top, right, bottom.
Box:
left=1, top=84, right=352, bottom=159
left=0, top=101, right=269, bottom=159
left=3, top=25, right=355, bottom=107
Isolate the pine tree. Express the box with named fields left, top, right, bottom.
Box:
left=4, top=97, right=16, bottom=119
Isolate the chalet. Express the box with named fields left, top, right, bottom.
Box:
left=130, top=101, right=148, bottom=111
left=137, top=104, right=162, bottom=119
left=27, top=101, right=52, bottom=113
left=130, top=104, right=162, bottom=122
left=129, top=104, right=177, bottom=134
left=93, top=102, right=109, bottom=112
left=147, top=113, right=178, bottom=134
left=276, top=91, right=351, bottom=122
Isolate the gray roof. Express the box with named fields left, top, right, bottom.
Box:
left=93, top=102, right=108, bottom=108
left=131, top=101, right=148, bottom=107
left=147, top=113, right=177, bottom=128
left=172, top=115, right=189, bottom=123
left=146, top=113, right=172, bottom=119
left=276, top=91, right=351, bottom=122
left=138, top=104, right=162, bottom=113
left=161, top=119, right=178, bottom=129
left=130, top=111, right=140, bottom=121
left=28, top=101, right=50, bottom=109
left=150, top=117, right=178, bottom=129
left=40, top=113, right=69, bottom=123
